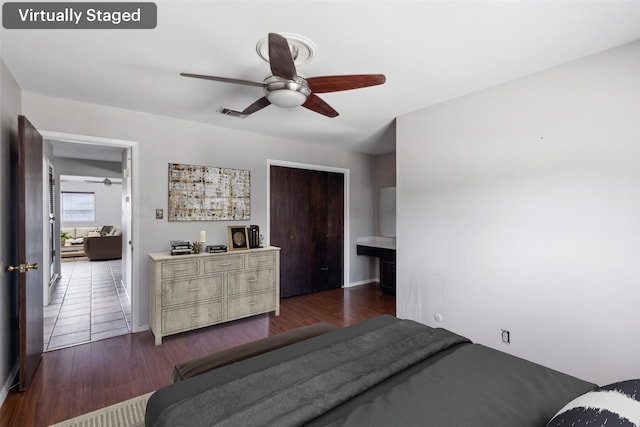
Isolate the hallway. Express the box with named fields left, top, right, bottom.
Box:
left=44, top=259, right=131, bottom=351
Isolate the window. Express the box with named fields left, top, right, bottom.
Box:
left=61, top=192, right=95, bottom=221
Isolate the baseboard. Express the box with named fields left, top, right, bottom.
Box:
left=346, top=278, right=379, bottom=288
left=0, top=363, right=19, bottom=408
left=120, top=279, right=130, bottom=302
left=46, top=273, right=60, bottom=306
left=132, top=323, right=149, bottom=333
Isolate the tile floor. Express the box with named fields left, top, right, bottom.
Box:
left=44, top=259, right=131, bottom=351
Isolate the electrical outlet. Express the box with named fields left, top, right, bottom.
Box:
left=501, top=329, right=510, bottom=344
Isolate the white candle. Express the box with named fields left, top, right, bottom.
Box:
left=200, top=230, right=206, bottom=242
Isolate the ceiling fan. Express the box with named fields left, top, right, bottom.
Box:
left=180, top=33, right=386, bottom=118
left=83, top=178, right=122, bottom=186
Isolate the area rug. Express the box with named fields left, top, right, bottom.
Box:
left=48, top=391, right=154, bottom=427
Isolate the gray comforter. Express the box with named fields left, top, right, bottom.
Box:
left=146, top=315, right=595, bottom=427
left=150, top=318, right=468, bottom=427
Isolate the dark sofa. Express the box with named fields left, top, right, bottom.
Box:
left=83, top=235, right=122, bottom=261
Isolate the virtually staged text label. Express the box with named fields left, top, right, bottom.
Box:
left=2, top=2, right=157, bottom=29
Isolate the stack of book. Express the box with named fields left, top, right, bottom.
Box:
left=207, top=245, right=228, bottom=253
left=170, top=240, right=193, bottom=255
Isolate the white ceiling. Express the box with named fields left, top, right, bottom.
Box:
left=3, top=1, right=640, bottom=154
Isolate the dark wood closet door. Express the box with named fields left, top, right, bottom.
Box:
left=287, top=167, right=313, bottom=295
left=325, top=172, right=344, bottom=290
left=309, top=169, right=329, bottom=292
left=270, top=166, right=344, bottom=298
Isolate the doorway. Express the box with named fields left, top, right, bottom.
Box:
left=40, top=130, right=138, bottom=349
left=269, top=162, right=347, bottom=298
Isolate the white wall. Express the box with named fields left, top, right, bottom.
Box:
left=396, top=40, right=640, bottom=385
left=0, top=58, right=21, bottom=405
left=21, top=92, right=377, bottom=332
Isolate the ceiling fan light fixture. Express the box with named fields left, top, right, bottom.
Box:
left=263, top=75, right=311, bottom=108
left=266, top=89, right=307, bottom=108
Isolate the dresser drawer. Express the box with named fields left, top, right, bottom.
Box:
left=248, top=251, right=276, bottom=268
left=161, top=300, right=224, bottom=334
left=203, top=255, right=244, bottom=273
left=227, top=291, right=275, bottom=319
left=161, top=275, right=224, bottom=307
left=227, top=268, right=275, bottom=295
left=161, top=259, right=200, bottom=279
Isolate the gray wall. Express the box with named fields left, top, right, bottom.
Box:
left=54, top=157, right=121, bottom=178
left=396, top=40, right=640, bottom=385
left=0, top=58, right=21, bottom=402
left=20, top=92, right=379, bottom=334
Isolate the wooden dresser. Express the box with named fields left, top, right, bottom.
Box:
left=148, top=246, right=280, bottom=345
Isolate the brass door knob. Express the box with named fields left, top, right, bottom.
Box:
left=7, top=263, right=39, bottom=273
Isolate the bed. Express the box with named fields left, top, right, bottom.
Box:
left=145, top=315, right=639, bottom=427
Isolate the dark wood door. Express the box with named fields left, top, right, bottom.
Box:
left=309, top=170, right=328, bottom=292
left=325, top=172, right=344, bottom=289
left=270, top=165, right=344, bottom=297
left=11, top=116, right=44, bottom=391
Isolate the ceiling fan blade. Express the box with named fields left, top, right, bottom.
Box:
left=306, top=74, right=386, bottom=93
left=180, top=73, right=263, bottom=88
left=268, top=33, right=297, bottom=80
left=241, top=97, right=271, bottom=115
left=302, top=94, right=339, bottom=118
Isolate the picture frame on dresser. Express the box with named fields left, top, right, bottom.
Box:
left=228, top=226, right=249, bottom=250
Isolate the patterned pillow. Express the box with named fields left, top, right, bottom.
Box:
left=547, top=379, right=640, bottom=426
left=100, top=225, right=114, bottom=236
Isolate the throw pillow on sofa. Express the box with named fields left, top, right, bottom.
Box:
left=100, top=225, right=114, bottom=236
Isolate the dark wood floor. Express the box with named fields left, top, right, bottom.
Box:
left=0, top=283, right=395, bottom=426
